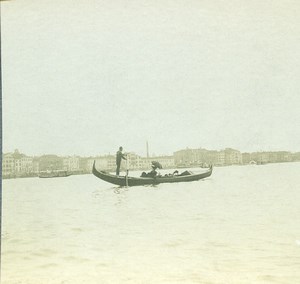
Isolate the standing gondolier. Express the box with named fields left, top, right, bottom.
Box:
left=116, top=146, right=127, bottom=176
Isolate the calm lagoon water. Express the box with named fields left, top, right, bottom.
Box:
left=2, top=163, right=300, bottom=284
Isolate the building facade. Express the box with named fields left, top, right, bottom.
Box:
left=63, top=156, right=80, bottom=172
left=2, top=150, right=35, bottom=177
left=174, top=148, right=242, bottom=167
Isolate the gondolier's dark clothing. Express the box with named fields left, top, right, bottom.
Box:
left=116, top=150, right=126, bottom=176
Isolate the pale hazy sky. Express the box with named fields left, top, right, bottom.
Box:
left=2, top=0, right=300, bottom=157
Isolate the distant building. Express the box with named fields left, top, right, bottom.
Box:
left=21, top=156, right=33, bottom=173
left=2, top=149, right=35, bottom=177
left=145, top=155, right=175, bottom=169
left=216, top=151, right=225, bottom=166
left=174, top=148, right=242, bottom=166
left=277, top=151, right=292, bottom=162
left=79, top=157, right=89, bottom=173
left=32, top=157, right=40, bottom=174
left=2, top=153, right=15, bottom=176
left=89, top=153, right=175, bottom=172
left=174, top=148, right=210, bottom=166
left=123, top=153, right=140, bottom=170
left=224, top=148, right=242, bottom=165
left=63, top=156, right=80, bottom=172
left=87, top=155, right=115, bottom=173
left=242, top=153, right=251, bottom=164
left=39, top=155, right=63, bottom=171
left=292, top=152, right=300, bottom=162
left=248, top=151, right=293, bottom=164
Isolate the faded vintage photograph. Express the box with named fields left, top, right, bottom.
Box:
left=1, top=0, right=300, bottom=283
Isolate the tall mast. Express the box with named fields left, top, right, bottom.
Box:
left=146, top=141, right=149, bottom=158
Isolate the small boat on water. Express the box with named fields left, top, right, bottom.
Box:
left=92, top=161, right=212, bottom=187
left=39, top=170, right=71, bottom=178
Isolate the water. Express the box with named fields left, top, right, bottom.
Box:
left=2, top=163, right=300, bottom=284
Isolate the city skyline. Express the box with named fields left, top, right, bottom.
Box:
left=2, top=1, right=300, bottom=157
left=3, top=146, right=299, bottom=179
left=3, top=146, right=299, bottom=159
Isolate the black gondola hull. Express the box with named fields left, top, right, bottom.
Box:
left=92, top=161, right=212, bottom=187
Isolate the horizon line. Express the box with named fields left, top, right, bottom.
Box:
left=3, top=147, right=300, bottom=158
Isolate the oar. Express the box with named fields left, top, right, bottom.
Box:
left=125, top=154, right=129, bottom=187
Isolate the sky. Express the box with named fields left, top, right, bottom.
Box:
left=1, top=0, right=300, bottom=157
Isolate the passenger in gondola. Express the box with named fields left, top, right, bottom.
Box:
left=164, top=170, right=179, bottom=177
left=140, top=161, right=161, bottom=178
left=116, top=146, right=126, bottom=176
left=140, top=166, right=157, bottom=178
left=148, top=165, right=158, bottom=178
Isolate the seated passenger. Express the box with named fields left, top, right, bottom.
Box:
left=148, top=167, right=157, bottom=178
left=140, top=163, right=158, bottom=178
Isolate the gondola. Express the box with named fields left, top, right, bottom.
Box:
left=39, top=170, right=71, bottom=178
left=92, top=161, right=212, bottom=187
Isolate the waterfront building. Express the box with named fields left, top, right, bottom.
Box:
left=174, top=148, right=210, bottom=166
left=248, top=151, right=293, bottom=164
left=224, top=148, right=242, bottom=165
left=63, top=156, right=80, bottom=172
left=32, top=157, right=40, bottom=174
left=250, top=152, right=264, bottom=164
left=106, top=155, right=116, bottom=170
left=144, top=155, right=175, bottom=169
left=174, top=148, right=194, bottom=166
left=242, top=153, right=251, bottom=164
left=89, top=153, right=175, bottom=172
left=276, top=151, right=292, bottom=163
left=174, top=148, right=242, bottom=166
left=21, top=156, right=34, bottom=174
left=2, top=150, right=35, bottom=177
left=2, top=153, right=15, bottom=176
left=87, top=157, right=104, bottom=173
left=79, top=157, right=89, bottom=173
left=123, top=153, right=140, bottom=170
left=87, top=155, right=115, bottom=173
left=292, top=152, right=300, bottom=162
left=39, top=155, right=64, bottom=171
left=216, top=151, right=226, bottom=166
left=116, top=153, right=175, bottom=171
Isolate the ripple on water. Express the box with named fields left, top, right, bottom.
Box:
left=96, top=262, right=109, bottom=268
left=38, top=263, right=59, bottom=269
left=62, top=256, right=91, bottom=263
left=163, top=239, right=185, bottom=248
left=70, top=227, right=83, bottom=232
left=32, top=249, right=58, bottom=257
left=8, top=238, right=23, bottom=244
left=2, top=249, right=20, bottom=256
left=257, top=274, right=286, bottom=283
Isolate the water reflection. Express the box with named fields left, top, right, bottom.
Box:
left=113, top=186, right=129, bottom=195
left=112, top=187, right=130, bottom=207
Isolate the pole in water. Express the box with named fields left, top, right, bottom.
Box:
left=125, top=155, right=129, bottom=187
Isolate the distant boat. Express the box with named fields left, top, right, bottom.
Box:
left=177, top=163, right=208, bottom=168
left=92, top=161, right=212, bottom=187
left=39, top=170, right=71, bottom=178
